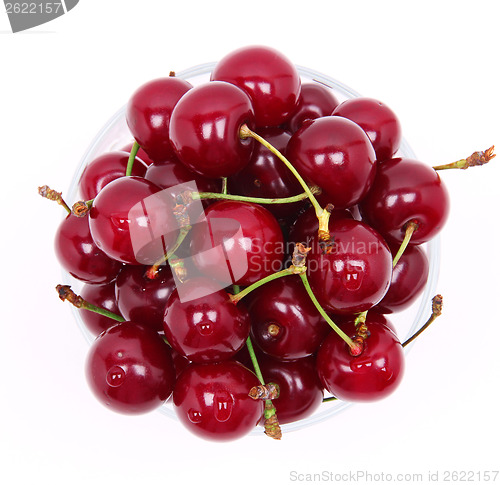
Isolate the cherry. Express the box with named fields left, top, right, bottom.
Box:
left=121, top=142, right=156, bottom=166
left=286, top=116, right=377, bottom=208
left=211, top=45, right=301, bottom=127
left=227, top=127, right=305, bottom=219
left=126, top=76, right=192, bottom=162
left=258, top=354, right=324, bottom=424
left=307, top=219, right=393, bottom=314
left=79, top=151, right=148, bottom=200
left=173, top=360, right=263, bottom=441
left=332, top=97, right=402, bottom=161
left=169, top=81, right=255, bottom=178
left=316, top=316, right=405, bottom=402
left=162, top=277, right=251, bottom=363
left=86, top=321, right=176, bottom=414
left=375, top=244, right=429, bottom=314
left=55, top=214, right=122, bottom=284
left=89, top=176, right=178, bottom=265
left=189, top=200, right=284, bottom=286
left=287, top=83, right=340, bottom=133
left=115, top=264, right=176, bottom=332
left=247, top=277, right=330, bottom=360
left=359, top=158, right=450, bottom=245
left=80, top=282, right=123, bottom=336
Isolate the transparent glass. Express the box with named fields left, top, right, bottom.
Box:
left=63, top=63, right=440, bottom=435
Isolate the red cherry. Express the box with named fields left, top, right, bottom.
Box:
left=316, top=316, right=405, bottom=402
left=126, top=77, right=192, bottom=162
left=163, top=277, right=251, bottom=363
left=55, top=214, right=122, bottom=284
left=86, top=321, right=176, bottom=414
left=169, top=81, right=255, bottom=178
left=307, top=219, right=393, bottom=314
left=211, top=45, right=301, bottom=127
left=359, top=158, right=450, bottom=245
left=173, top=361, right=263, bottom=441
left=79, top=151, right=148, bottom=200
left=89, top=176, right=178, bottom=265
left=333, top=97, right=402, bottom=161
left=189, top=200, right=284, bottom=287
left=286, top=116, right=376, bottom=208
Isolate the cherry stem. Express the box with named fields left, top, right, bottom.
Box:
left=56, top=284, right=125, bottom=322
left=299, top=272, right=362, bottom=355
left=354, top=311, right=368, bottom=327
left=38, top=185, right=71, bottom=214
left=125, top=141, right=140, bottom=177
left=245, top=337, right=265, bottom=385
left=322, top=396, right=338, bottom=403
left=402, top=294, right=443, bottom=348
left=221, top=177, right=228, bottom=195
left=392, top=221, right=418, bottom=268
left=194, top=186, right=321, bottom=205
left=145, top=226, right=192, bottom=280
left=433, top=146, right=495, bottom=171
left=71, top=199, right=93, bottom=217
left=239, top=124, right=323, bottom=216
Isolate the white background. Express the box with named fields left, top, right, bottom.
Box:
left=1, top=1, right=499, bottom=484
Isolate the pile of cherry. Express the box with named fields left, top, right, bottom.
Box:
left=44, top=45, right=494, bottom=442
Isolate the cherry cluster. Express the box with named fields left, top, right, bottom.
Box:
left=44, top=45, right=494, bottom=442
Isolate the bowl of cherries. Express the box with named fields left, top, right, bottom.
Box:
left=41, top=45, right=495, bottom=441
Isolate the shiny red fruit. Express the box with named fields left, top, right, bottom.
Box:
left=173, top=361, right=263, bottom=441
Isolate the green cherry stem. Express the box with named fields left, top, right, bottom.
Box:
left=322, top=396, right=338, bottom=403
left=402, top=294, right=443, bottom=348
left=221, top=177, right=228, bottom=195
left=125, top=141, right=141, bottom=177
left=433, top=146, right=495, bottom=171
left=38, top=185, right=71, bottom=214
left=56, top=284, right=125, bottom=322
left=392, top=221, right=419, bottom=268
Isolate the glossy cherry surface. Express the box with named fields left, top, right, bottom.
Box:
left=247, top=277, right=330, bottom=360
left=86, top=321, right=176, bottom=414
left=115, top=264, right=176, bottom=332
left=375, top=244, right=429, bottom=314
left=307, top=219, right=393, bottom=314
left=163, top=277, right=250, bottom=363
left=169, top=81, right=255, bottom=178
left=287, top=83, right=340, bottom=133
left=228, top=127, right=304, bottom=219
left=316, top=317, right=405, bottom=402
left=333, top=97, right=402, bottom=161
left=360, top=158, right=450, bottom=245
left=258, top=354, right=324, bottom=424
left=173, top=360, right=263, bottom=441
left=89, top=176, right=178, bottom=265
left=55, top=214, right=122, bottom=284
left=211, top=45, right=301, bottom=127
left=286, top=116, right=377, bottom=208
left=126, top=77, right=192, bottom=162
left=79, top=151, right=148, bottom=200
left=80, top=282, right=123, bottom=336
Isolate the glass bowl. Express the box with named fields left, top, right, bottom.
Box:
left=62, top=63, right=440, bottom=435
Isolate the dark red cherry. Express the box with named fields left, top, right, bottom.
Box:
left=121, top=142, right=156, bottom=166
left=287, top=83, right=340, bottom=133
left=286, top=116, right=377, bottom=208
left=189, top=200, right=284, bottom=286
left=79, top=151, right=148, bottom=200
left=126, top=77, right=192, bottom=162
left=258, top=354, right=324, bottom=424
left=80, top=282, right=123, bottom=336
left=55, top=214, right=122, bottom=284
left=359, top=158, right=450, bottom=245
left=89, top=176, right=178, bottom=265
left=115, top=264, right=176, bottom=332
left=307, top=219, right=393, bottom=314
left=228, top=127, right=304, bottom=219
left=163, top=277, right=251, bottom=363
left=247, top=277, right=330, bottom=360
left=169, top=81, right=255, bottom=178
left=333, top=97, right=402, bottom=161
left=375, top=244, right=429, bottom=314
left=86, top=321, right=176, bottom=414
left=173, top=361, right=263, bottom=442
left=316, top=316, right=405, bottom=402
left=211, top=45, right=301, bottom=127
